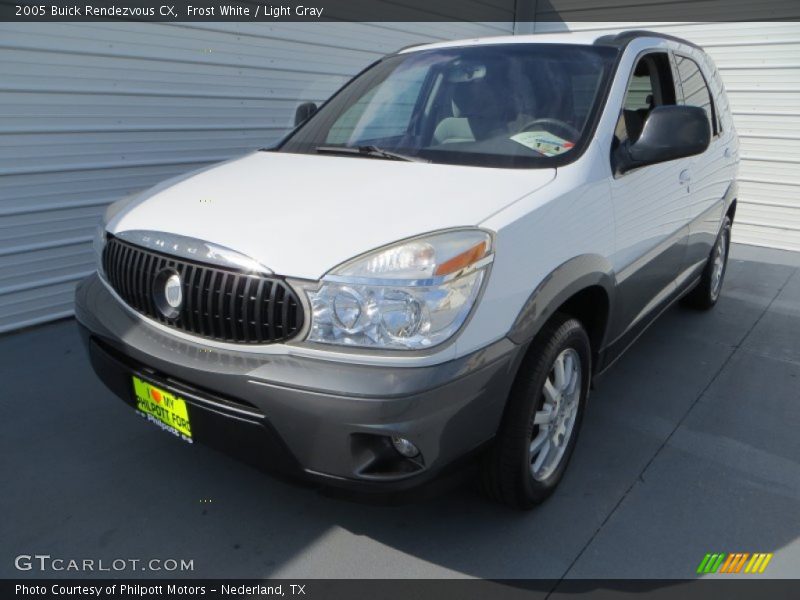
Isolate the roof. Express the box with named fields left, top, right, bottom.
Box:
left=397, top=30, right=698, bottom=55
left=397, top=31, right=601, bottom=54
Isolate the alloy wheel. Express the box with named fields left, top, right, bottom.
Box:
left=529, top=347, right=582, bottom=481
left=711, top=227, right=729, bottom=300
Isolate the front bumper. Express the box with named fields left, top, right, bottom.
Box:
left=75, top=273, right=525, bottom=492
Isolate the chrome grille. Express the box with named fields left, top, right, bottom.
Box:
left=102, top=236, right=303, bottom=344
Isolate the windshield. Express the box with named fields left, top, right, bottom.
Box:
left=277, top=44, right=618, bottom=168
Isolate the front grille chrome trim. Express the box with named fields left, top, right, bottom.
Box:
left=103, top=235, right=303, bottom=345
left=115, top=230, right=272, bottom=275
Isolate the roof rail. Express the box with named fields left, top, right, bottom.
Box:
left=395, top=42, right=425, bottom=54
left=594, top=30, right=700, bottom=50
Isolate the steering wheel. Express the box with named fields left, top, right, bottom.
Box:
left=519, top=118, right=580, bottom=142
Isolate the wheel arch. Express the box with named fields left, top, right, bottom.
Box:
left=507, top=254, right=615, bottom=373
left=724, top=180, right=738, bottom=223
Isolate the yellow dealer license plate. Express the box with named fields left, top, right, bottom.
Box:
left=132, top=376, right=193, bottom=444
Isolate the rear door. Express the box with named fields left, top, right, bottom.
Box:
left=674, top=50, right=737, bottom=270
left=608, top=51, right=693, bottom=342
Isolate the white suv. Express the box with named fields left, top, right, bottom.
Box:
left=76, top=30, right=738, bottom=508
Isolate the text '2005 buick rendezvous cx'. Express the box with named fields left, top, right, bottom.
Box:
left=76, top=30, right=738, bottom=509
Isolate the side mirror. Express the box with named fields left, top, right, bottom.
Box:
left=294, top=102, right=318, bottom=127
left=617, top=105, right=710, bottom=174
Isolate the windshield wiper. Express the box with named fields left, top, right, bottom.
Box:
left=314, top=145, right=429, bottom=163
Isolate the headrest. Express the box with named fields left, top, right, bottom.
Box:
left=452, top=80, right=501, bottom=118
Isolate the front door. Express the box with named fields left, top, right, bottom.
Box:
left=608, top=51, right=693, bottom=346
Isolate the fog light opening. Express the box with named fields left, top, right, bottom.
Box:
left=391, top=436, right=420, bottom=458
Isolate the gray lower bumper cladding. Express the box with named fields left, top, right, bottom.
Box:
left=74, top=273, right=525, bottom=494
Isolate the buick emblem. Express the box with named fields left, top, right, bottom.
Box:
left=164, top=273, right=183, bottom=308
left=153, top=269, right=183, bottom=319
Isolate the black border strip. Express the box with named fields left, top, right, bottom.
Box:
left=4, top=579, right=800, bottom=599
left=2, top=0, right=800, bottom=22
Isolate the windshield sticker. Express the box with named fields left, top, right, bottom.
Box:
left=511, top=131, right=575, bottom=157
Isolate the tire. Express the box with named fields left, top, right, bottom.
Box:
left=683, top=215, right=732, bottom=310
left=482, top=314, right=591, bottom=509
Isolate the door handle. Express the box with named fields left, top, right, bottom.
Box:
left=679, top=169, right=691, bottom=185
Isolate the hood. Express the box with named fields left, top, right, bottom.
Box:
left=109, top=151, right=556, bottom=280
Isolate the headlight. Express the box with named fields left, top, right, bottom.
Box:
left=304, top=229, right=493, bottom=350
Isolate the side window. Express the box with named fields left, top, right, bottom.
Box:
left=623, top=71, right=654, bottom=111
left=674, top=54, right=719, bottom=136
left=615, top=52, right=678, bottom=146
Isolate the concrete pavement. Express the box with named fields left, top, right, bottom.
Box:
left=2, top=243, right=798, bottom=580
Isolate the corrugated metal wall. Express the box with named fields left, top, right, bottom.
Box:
left=524, top=20, right=800, bottom=253
left=0, top=21, right=513, bottom=333
left=3, top=19, right=798, bottom=333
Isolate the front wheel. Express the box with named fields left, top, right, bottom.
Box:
left=482, top=314, right=591, bottom=509
left=683, top=215, right=732, bottom=310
